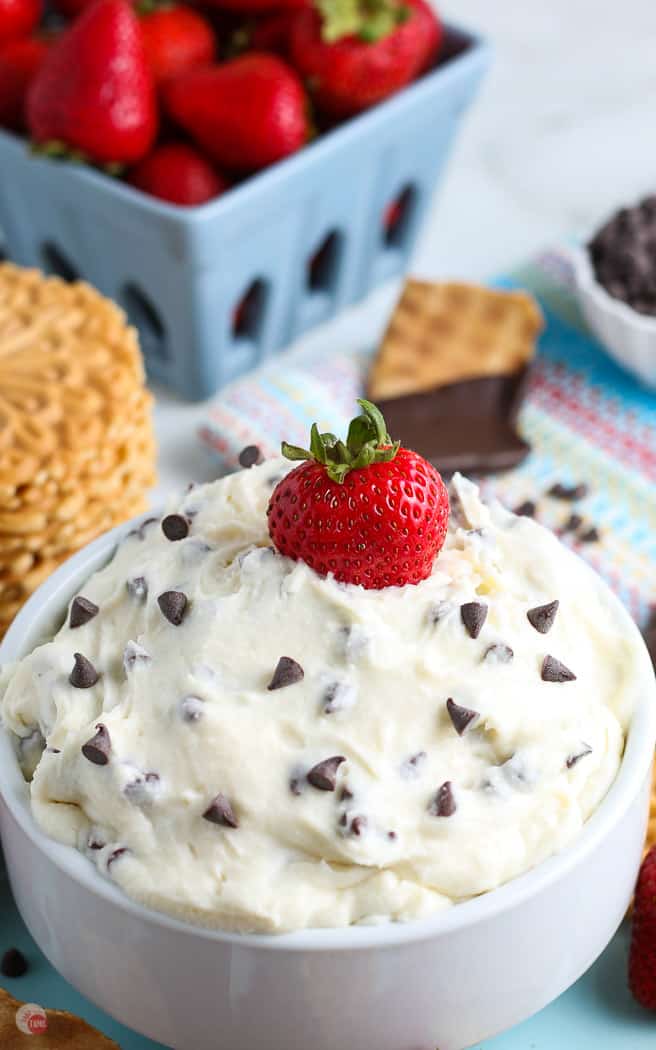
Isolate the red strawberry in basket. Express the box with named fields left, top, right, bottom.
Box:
left=202, top=0, right=306, bottom=15
left=128, top=142, right=228, bottom=205
left=0, top=35, right=49, bottom=131
left=629, top=846, right=656, bottom=1009
left=139, top=3, right=216, bottom=86
left=163, top=53, right=308, bottom=172
left=27, top=0, right=157, bottom=165
left=249, top=9, right=298, bottom=56
left=0, top=0, right=41, bottom=47
left=289, top=0, right=442, bottom=118
left=267, top=399, right=449, bottom=588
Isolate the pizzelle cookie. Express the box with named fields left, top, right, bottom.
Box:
left=0, top=263, right=156, bottom=638
left=368, top=279, right=542, bottom=401
left=0, top=986, right=119, bottom=1048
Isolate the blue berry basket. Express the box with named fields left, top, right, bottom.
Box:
left=0, top=24, right=489, bottom=401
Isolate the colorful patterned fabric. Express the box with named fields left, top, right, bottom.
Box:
left=200, top=256, right=656, bottom=627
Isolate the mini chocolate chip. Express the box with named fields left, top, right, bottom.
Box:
left=307, top=755, right=346, bottom=791
left=514, top=500, right=536, bottom=518
left=180, top=696, right=204, bottom=723
left=527, top=600, right=560, bottom=635
left=579, top=526, right=600, bottom=543
left=124, top=772, right=160, bottom=803
left=566, top=744, right=592, bottom=769
left=350, top=816, right=367, bottom=837
left=47, top=747, right=61, bottom=754
left=484, top=643, right=514, bottom=664
left=387, top=830, right=397, bottom=841
left=133, top=516, right=158, bottom=540
left=548, top=483, right=589, bottom=501
left=322, top=680, right=355, bottom=713
left=338, top=812, right=348, bottom=827
left=69, top=652, right=99, bottom=689
left=338, top=785, right=354, bottom=802
left=123, top=640, right=150, bottom=672
left=428, top=601, right=453, bottom=625
left=107, top=847, right=129, bottom=869
left=290, top=776, right=304, bottom=797
left=446, top=698, right=479, bottom=736
left=203, top=793, right=239, bottom=828
left=561, top=513, right=583, bottom=534
left=541, top=654, right=577, bottom=683
left=238, top=445, right=262, bottom=469
left=157, top=590, right=188, bottom=626
left=267, top=656, right=304, bottom=690
left=161, top=514, right=189, bottom=541
left=429, top=781, right=456, bottom=817
left=401, top=750, right=427, bottom=778
left=88, top=832, right=105, bottom=851
left=1, top=948, right=28, bottom=978
left=460, top=601, right=488, bottom=639
left=82, top=723, right=111, bottom=765
left=69, top=595, right=99, bottom=629
left=126, top=576, right=148, bottom=601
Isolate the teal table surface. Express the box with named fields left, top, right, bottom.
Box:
left=1, top=854, right=654, bottom=1049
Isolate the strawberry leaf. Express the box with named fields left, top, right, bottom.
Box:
left=281, top=398, right=400, bottom=483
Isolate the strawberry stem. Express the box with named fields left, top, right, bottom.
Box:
left=282, top=399, right=400, bottom=484
left=316, top=0, right=411, bottom=44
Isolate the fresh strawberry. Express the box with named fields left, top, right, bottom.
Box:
left=202, top=0, right=306, bottom=16
left=629, top=846, right=656, bottom=1009
left=0, top=35, right=48, bottom=130
left=249, top=9, right=297, bottom=55
left=0, top=0, right=41, bottom=48
left=51, top=0, right=93, bottom=17
left=128, top=142, right=227, bottom=205
left=267, top=399, right=449, bottom=588
left=289, top=0, right=443, bottom=118
left=27, top=0, right=157, bottom=165
left=139, top=3, right=216, bottom=86
left=163, top=53, right=308, bottom=172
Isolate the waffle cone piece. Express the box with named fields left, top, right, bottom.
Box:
left=0, top=263, right=156, bottom=638
left=0, top=986, right=118, bottom=1048
left=368, top=279, right=543, bottom=401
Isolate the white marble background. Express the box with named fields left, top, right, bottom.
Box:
left=154, top=0, right=656, bottom=495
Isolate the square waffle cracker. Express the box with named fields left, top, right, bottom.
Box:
left=368, top=279, right=543, bottom=401
left=0, top=263, right=156, bottom=638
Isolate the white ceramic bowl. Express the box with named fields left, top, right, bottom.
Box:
left=572, top=246, right=656, bottom=389
left=1, top=517, right=655, bottom=1050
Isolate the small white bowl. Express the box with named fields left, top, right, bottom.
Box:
left=1, top=516, right=655, bottom=1050
left=572, top=246, right=656, bottom=389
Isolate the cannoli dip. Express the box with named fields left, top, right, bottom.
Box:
left=0, top=465, right=646, bottom=933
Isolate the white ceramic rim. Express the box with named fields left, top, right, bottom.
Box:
left=571, top=245, right=656, bottom=337
left=0, top=514, right=654, bottom=953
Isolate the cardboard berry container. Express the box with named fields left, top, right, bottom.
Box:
left=0, top=24, right=489, bottom=401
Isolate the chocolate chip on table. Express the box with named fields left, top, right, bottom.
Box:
left=514, top=500, right=536, bottom=518
left=579, top=526, right=601, bottom=544
left=123, top=640, right=150, bottom=672
left=126, top=576, right=148, bottom=601
left=1, top=948, right=28, bottom=978
left=238, top=445, right=263, bottom=469
left=483, top=643, right=514, bottom=664
left=460, top=602, right=488, bottom=639
left=157, top=590, right=188, bottom=625
left=203, top=793, right=239, bottom=828
left=446, top=698, right=479, bottom=735
left=547, top=482, right=589, bottom=501
left=69, top=652, right=99, bottom=688
left=267, top=656, right=304, bottom=690
left=541, top=654, right=577, bottom=683
left=161, top=514, right=189, bottom=541
left=307, top=756, right=346, bottom=791
left=527, top=600, right=559, bottom=635
left=69, top=595, right=99, bottom=629
left=180, top=696, right=204, bottom=723
left=81, top=723, right=111, bottom=765
left=566, top=744, right=593, bottom=769
left=560, top=513, right=583, bottom=535
left=428, top=781, right=456, bottom=818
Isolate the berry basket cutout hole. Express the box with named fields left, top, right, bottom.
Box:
left=41, top=242, right=79, bottom=282
left=232, top=278, right=268, bottom=341
left=382, top=185, right=417, bottom=248
left=307, top=231, right=343, bottom=293
left=122, top=283, right=168, bottom=363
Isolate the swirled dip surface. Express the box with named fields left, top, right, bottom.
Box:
left=0, top=465, right=648, bottom=933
